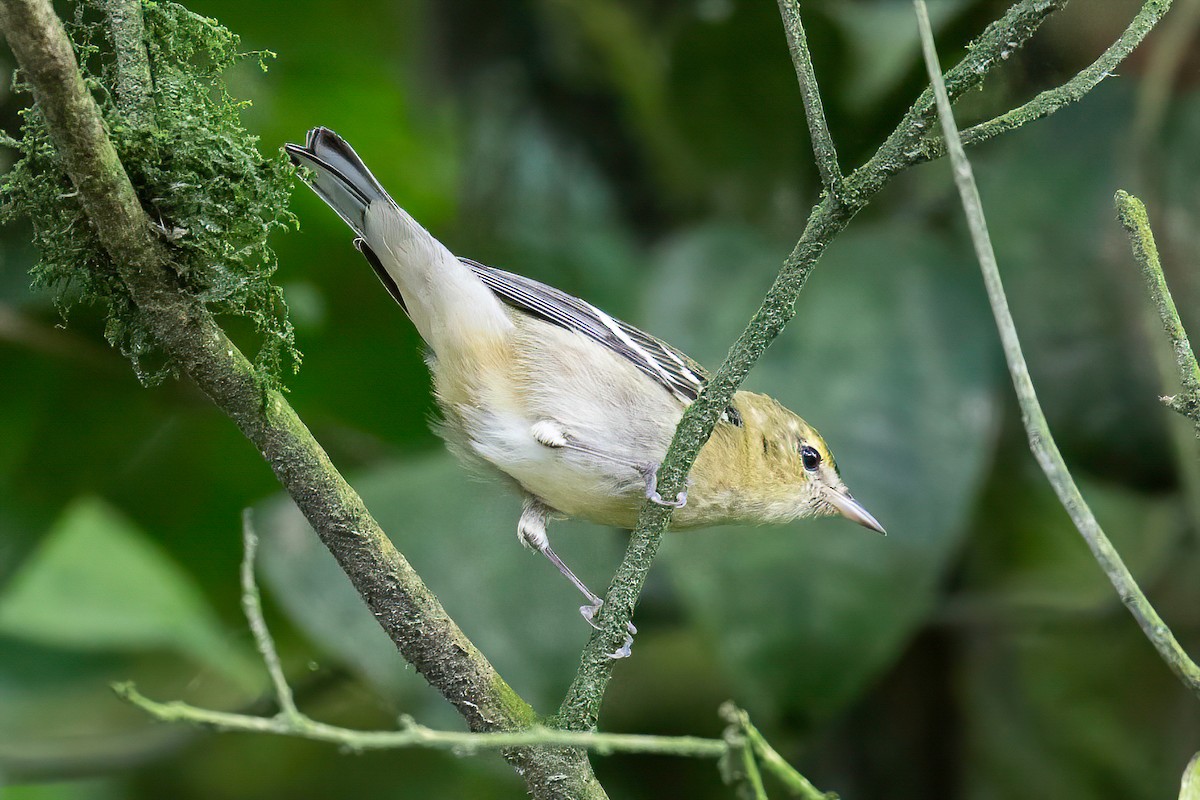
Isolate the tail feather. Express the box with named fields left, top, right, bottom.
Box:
left=285, top=127, right=389, bottom=236
left=286, top=126, right=514, bottom=356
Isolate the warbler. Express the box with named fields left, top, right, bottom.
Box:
left=287, top=128, right=883, bottom=654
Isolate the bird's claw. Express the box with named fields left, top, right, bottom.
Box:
left=641, top=462, right=687, bottom=508
left=580, top=599, right=604, bottom=630
left=606, top=632, right=635, bottom=660
left=581, top=599, right=637, bottom=657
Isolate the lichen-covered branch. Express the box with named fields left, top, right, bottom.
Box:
left=914, top=0, right=1200, bottom=699
left=1115, top=190, right=1200, bottom=431
left=556, top=0, right=1067, bottom=733
left=956, top=0, right=1174, bottom=155
left=853, top=0, right=1067, bottom=195
left=776, top=0, right=842, bottom=194
left=0, top=1, right=603, bottom=795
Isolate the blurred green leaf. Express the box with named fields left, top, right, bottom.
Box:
left=824, top=2, right=958, bottom=115
left=958, top=593, right=1197, bottom=800
left=0, top=497, right=258, bottom=690
left=648, top=221, right=1000, bottom=725
left=960, top=464, right=1184, bottom=612
left=255, top=454, right=626, bottom=715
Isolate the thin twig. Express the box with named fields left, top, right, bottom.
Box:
left=855, top=0, right=1068, bottom=190
left=1115, top=190, right=1200, bottom=429
left=744, top=723, right=831, bottom=799
left=1124, top=0, right=1200, bottom=529
left=240, top=510, right=299, bottom=721
left=113, top=682, right=727, bottom=758
left=956, top=0, right=1175, bottom=154
left=720, top=703, right=833, bottom=800
left=914, top=0, right=1200, bottom=698
left=776, top=0, right=842, bottom=195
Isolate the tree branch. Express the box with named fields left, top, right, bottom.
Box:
left=116, top=522, right=834, bottom=796
left=914, top=0, right=1200, bottom=699
left=0, top=1, right=603, bottom=795
left=99, top=0, right=153, bottom=131
left=1115, top=190, right=1200, bottom=430
left=776, top=0, right=842, bottom=195
left=557, top=0, right=1067, bottom=733
left=942, top=0, right=1175, bottom=159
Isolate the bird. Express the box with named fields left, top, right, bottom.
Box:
left=286, top=127, right=884, bottom=657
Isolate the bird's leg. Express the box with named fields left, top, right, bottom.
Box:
left=639, top=462, right=687, bottom=508
left=518, top=495, right=637, bottom=658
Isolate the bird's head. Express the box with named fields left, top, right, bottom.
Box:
left=732, top=392, right=885, bottom=535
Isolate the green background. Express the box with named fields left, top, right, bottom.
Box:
left=2, top=0, right=1200, bottom=797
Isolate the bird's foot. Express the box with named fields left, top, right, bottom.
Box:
left=580, top=598, right=604, bottom=630
left=640, top=462, right=687, bottom=508
left=580, top=599, right=637, bottom=658
left=606, top=632, right=635, bottom=660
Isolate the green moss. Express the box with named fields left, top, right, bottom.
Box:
left=0, top=0, right=299, bottom=386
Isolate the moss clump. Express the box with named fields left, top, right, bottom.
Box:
left=0, top=0, right=299, bottom=385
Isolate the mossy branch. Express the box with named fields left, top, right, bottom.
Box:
left=558, top=0, right=1094, bottom=733
left=1115, top=190, right=1200, bottom=431
left=0, top=1, right=604, bottom=796
left=914, top=0, right=1200, bottom=699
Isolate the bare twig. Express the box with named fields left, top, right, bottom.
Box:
left=117, top=548, right=836, bottom=794
left=114, top=682, right=728, bottom=759
left=721, top=703, right=834, bottom=800
left=1115, top=190, right=1200, bottom=431
left=776, top=0, right=842, bottom=195
left=914, top=0, right=1200, bottom=698
left=240, top=511, right=299, bottom=721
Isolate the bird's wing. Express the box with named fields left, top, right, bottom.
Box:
left=462, top=258, right=711, bottom=406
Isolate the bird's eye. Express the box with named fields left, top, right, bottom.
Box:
left=799, top=444, right=822, bottom=471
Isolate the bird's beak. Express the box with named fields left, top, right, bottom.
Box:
left=824, top=488, right=886, bottom=535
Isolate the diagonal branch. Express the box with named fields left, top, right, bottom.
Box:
left=557, top=0, right=1068, bottom=734
left=776, top=0, right=842, bottom=195
left=914, top=0, right=1200, bottom=699
left=0, top=1, right=603, bottom=796
left=921, top=0, right=1175, bottom=162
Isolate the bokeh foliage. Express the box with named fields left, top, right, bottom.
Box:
left=2, top=1, right=1199, bottom=799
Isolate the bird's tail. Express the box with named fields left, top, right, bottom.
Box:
left=284, top=127, right=390, bottom=237
left=285, top=127, right=513, bottom=358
